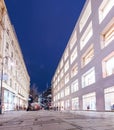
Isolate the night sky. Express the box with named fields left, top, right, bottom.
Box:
left=4, top=0, right=86, bottom=93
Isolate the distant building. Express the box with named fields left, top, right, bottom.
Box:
left=51, top=0, right=114, bottom=111
left=0, top=0, right=30, bottom=112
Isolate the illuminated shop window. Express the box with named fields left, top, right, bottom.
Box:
left=104, top=86, right=114, bottom=110
left=102, top=52, right=114, bottom=78
left=81, top=44, right=94, bottom=67
left=61, top=101, right=64, bottom=110
left=65, top=73, right=69, bottom=84
left=70, top=46, right=77, bottom=64
left=65, top=99, right=70, bottom=110
left=64, top=48, right=69, bottom=61
left=70, top=31, right=77, bottom=50
left=71, top=63, right=78, bottom=78
left=99, top=0, right=114, bottom=23
left=71, top=79, right=78, bottom=93
left=80, top=21, right=93, bottom=50
left=65, top=86, right=70, bottom=96
left=83, top=92, right=96, bottom=110
left=101, top=19, right=114, bottom=48
left=72, top=97, right=79, bottom=110
left=82, top=67, right=95, bottom=88
left=79, top=0, right=91, bottom=32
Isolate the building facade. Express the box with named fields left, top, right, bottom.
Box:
left=0, top=0, right=30, bottom=112
left=51, top=0, right=114, bottom=111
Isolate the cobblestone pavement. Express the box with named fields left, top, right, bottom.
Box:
left=0, top=110, right=114, bottom=130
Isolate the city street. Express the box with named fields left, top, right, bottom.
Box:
left=0, top=110, right=114, bottom=130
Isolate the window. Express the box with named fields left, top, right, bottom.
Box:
left=102, top=52, right=114, bottom=78
left=82, top=67, right=95, bottom=88
left=64, top=48, right=69, bottom=61
left=79, top=0, right=91, bottom=32
left=6, top=29, right=9, bottom=35
left=60, top=69, right=64, bottom=79
left=58, top=93, right=60, bottom=100
left=65, top=86, right=70, bottom=96
left=99, top=0, right=114, bottom=23
left=80, top=21, right=93, bottom=50
left=60, top=59, right=63, bottom=69
left=70, top=46, right=77, bottom=64
left=60, top=90, right=64, bottom=98
left=101, top=18, right=114, bottom=48
left=6, top=42, right=9, bottom=50
left=71, top=79, right=78, bottom=93
left=81, top=44, right=94, bottom=67
left=65, top=100, right=70, bottom=110
left=71, top=63, right=78, bottom=78
left=57, top=75, right=60, bottom=83
left=70, top=31, right=77, bottom=50
left=64, top=60, right=69, bottom=73
left=65, top=73, right=69, bottom=84
left=83, top=92, right=96, bottom=110
left=104, top=86, right=114, bottom=110
left=72, top=97, right=79, bottom=110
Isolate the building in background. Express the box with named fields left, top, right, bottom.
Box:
left=0, top=0, right=30, bottom=112
left=51, top=0, right=114, bottom=112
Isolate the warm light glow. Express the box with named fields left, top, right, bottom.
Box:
left=99, top=0, right=114, bottom=23
left=80, top=21, right=93, bottom=50
left=79, top=0, right=91, bottom=32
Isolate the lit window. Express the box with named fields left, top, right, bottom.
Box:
left=64, top=60, right=69, bottom=73
left=99, top=0, right=114, bottom=23
left=60, top=69, right=64, bottom=79
left=64, top=48, right=69, bottom=61
left=82, top=67, right=95, bottom=88
left=104, top=86, right=114, bottom=110
left=83, top=92, right=96, bottom=110
left=81, top=44, right=94, bottom=67
left=101, top=18, right=114, bottom=48
left=57, top=68, right=60, bottom=74
left=65, top=86, right=70, bottom=96
left=61, top=90, right=64, bottom=98
left=72, top=97, right=79, bottom=110
left=71, top=79, right=78, bottom=93
left=80, top=21, right=93, bottom=50
left=58, top=93, right=60, bottom=100
left=60, top=80, right=64, bottom=89
left=65, top=99, right=70, bottom=110
left=71, top=63, right=78, bottom=78
left=60, top=59, right=63, bottom=69
left=57, top=76, right=60, bottom=83
left=65, top=73, right=69, bottom=84
left=79, top=0, right=91, bottom=32
left=70, top=31, right=77, bottom=50
left=102, top=52, right=114, bottom=78
left=70, top=46, right=77, bottom=64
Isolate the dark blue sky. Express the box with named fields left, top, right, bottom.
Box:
left=4, top=0, right=86, bottom=92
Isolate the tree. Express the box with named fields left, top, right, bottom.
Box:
left=30, top=84, right=39, bottom=102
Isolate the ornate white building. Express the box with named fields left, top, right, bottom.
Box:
left=51, top=0, right=114, bottom=112
left=0, top=0, right=30, bottom=112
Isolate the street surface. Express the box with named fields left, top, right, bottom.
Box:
left=0, top=110, right=114, bottom=130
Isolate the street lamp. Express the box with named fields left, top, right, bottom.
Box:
left=0, top=56, right=13, bottom=114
